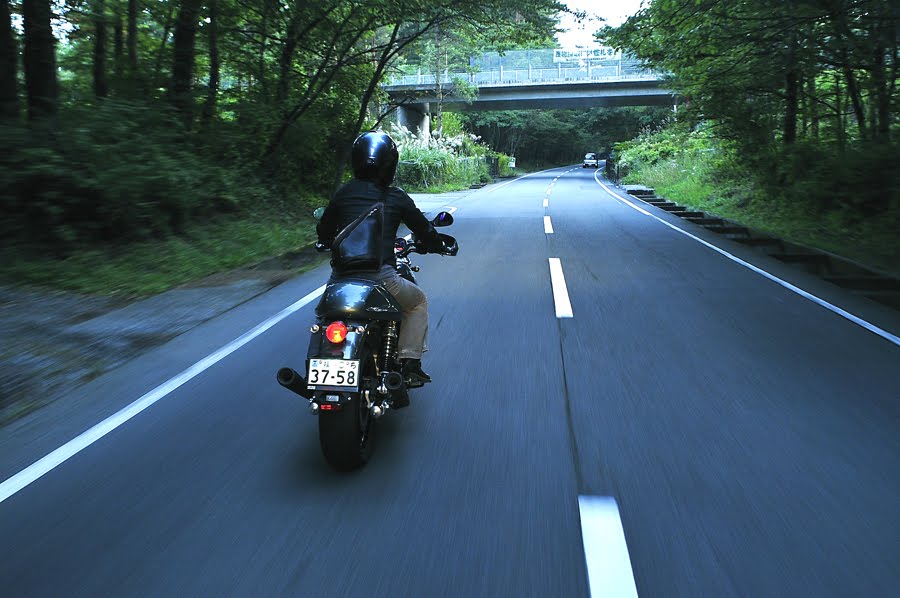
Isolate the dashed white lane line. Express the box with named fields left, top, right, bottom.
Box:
left=544, top=216, right=554, bottom=234
left=592, top=171, right=900, bottom=347
left=579, top=496, right=639, bottom=598
left=543, top=198, right=549, bottom=208
left=548, top=258, right=573, bottom=318
left=0, top=284, right=328, bottom=504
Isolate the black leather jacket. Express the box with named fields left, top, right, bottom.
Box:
left=317, top=179, right=444, bottom=269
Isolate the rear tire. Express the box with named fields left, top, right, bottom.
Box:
left=318, top=350, right=376, bottom=471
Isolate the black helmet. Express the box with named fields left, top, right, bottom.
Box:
left=351, top=131, right=399, bottom=187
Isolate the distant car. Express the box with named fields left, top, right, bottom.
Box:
left=582, top=152, right=599, bottom=168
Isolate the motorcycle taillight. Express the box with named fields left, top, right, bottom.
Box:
left=325, top=321, right=348, bottom=344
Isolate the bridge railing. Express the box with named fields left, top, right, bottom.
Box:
left=387, top=65, right=660, bottom=88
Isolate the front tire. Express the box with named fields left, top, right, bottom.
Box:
left=318, top=351, right=376, bottom=471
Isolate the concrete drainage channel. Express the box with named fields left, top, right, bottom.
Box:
left=623, top=186, right=900, bottom=312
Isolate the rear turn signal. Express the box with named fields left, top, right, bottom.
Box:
left=325, top=321, right=348, bottom=344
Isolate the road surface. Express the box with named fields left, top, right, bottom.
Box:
left=1, top=167, right=898, bottom=597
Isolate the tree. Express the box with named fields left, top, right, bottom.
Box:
left=21, top=0, right=58, bottom=121
left=201, top=0, right=219, bottom=125
left=127, top=0, right=137, bottom=77
left=0, top=0, right=18, bottom=119
left=92, top=0, right=109, bottom=97
left=602, top=0, right=898, bottom=149
left=170, top=0, right=202, bottom=126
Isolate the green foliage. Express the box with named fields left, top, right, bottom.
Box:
left=0, top=213, right=321, bottom=296
left=617, top=123, right=900, bottom=276
left=391, top=124, right=491, bottom=191
left=465, top=107, right=672, bottom=166
left=0, top=99, right=301, bottom=251
left=603, top=0, right=897, bottom=150
left=496, top=153, right=515, bottom=177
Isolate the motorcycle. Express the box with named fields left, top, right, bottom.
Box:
left=276, top=211, right=458, bottom=471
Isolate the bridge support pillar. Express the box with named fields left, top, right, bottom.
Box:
left=396, top=103, right=431, bottom=141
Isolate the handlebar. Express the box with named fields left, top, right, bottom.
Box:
left=395, top=233, right=458, bottom=258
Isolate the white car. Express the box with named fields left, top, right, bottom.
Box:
left=582, top=152, right=599, bottom=168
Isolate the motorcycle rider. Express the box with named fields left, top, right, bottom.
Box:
left=316, top=130, right=447, bottom=387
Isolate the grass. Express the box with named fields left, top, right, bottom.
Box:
left=626, top=159, right=900, bottom=277
left=0, top=213, right=320, bottom=297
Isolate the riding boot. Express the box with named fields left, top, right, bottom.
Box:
left=402, top=358, right=431, bottom=388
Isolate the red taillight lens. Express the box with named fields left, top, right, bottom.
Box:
left=325, top=321, right=348, bottom=344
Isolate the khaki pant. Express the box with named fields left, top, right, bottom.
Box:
left=331, top=265, right=428, bottom=359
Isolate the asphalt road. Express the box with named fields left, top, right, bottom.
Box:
left=1, top=167, right=898, bottom=597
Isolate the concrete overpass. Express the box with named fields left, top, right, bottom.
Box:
left=382, top=49, right=677, bottom=136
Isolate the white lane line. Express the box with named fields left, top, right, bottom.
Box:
left=544, top=216, right=554, bottom=234
left=548, top=258, right=573, bottom=318
left=579, top=496, right=639, bottom=598
left=592, top=171, right=900, bottom=347
left=543, top=198, right=549, bottom=208
left=0, top=284, right=328, bottom=504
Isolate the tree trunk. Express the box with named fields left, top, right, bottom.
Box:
left=171, top=0, right=202, bottom=128
left=275, top=2, right=339, bottom=104
left=113, top=12, right=123, bottom=82
left=839, top=43, right=867, bottom=141
left=127, top=0, right=137, bottom=76
left=22, top=0, right=58, bottom=121
left=0, top=0, right=19, bottom=120
left=202, top=0, right=219, bottom=125
left=257, top=0, right=271, bottom=100
left=870, top=44, right=889, bottom=141
left=783, top=58, right=798, bottom=144
left=807, top=75, right=819, bottom=141
left=265, top=9, right=375, bottom=161
left=331, top=23, right=403, bottom=191
left=93, top=0, right=109, bottom=98
left=153, top=1, right=175, bottom=86
left=833, top=72, right=845, bottom=152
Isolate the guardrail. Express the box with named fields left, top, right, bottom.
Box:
left=387, top=66, right=661, bottom=88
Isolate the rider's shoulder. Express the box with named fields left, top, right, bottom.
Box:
left=386, top=185, right=415, bottom=202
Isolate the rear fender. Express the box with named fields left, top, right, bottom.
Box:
left=305, top=323, right=377, bottom=402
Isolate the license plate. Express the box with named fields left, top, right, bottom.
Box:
left=307, top=359, right=360, bottom=390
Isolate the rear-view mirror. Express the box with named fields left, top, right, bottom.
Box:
left=313, top=207, right=325, bottom=220
left=432, top=211, right=454, bottom=227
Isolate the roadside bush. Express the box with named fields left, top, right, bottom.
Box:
left=391, top=124, right=490, bottom=191
left=613, top=120, right=900, bottom=276
left=0, top=100, right=279, bottom=251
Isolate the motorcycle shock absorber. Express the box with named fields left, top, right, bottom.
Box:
left=377, top=321, right=403, bottom=395
left=381, top=321, right=399, bottom=370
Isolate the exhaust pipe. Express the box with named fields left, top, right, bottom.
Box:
left=383, top=371, right=404, bottom=391
left=277, top=367, right=314, bottom=399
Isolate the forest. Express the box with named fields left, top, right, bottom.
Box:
left=0, top=0, right=567, bottom=293
left=603, top=0, right=899, bottom=274
left=1, top=0, right=897, bottom=293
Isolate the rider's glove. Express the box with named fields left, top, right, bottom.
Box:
left=442, top=238, right=459, bottom=256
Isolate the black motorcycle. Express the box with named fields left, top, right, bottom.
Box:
left=277, top=211, right=457, bottom=470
